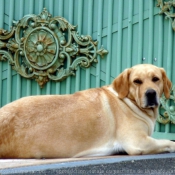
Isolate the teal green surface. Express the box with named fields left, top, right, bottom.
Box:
left=0, top=0, right=175, bottom=139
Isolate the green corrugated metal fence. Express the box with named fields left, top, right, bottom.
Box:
left=0, top=0, right=175, bottom=140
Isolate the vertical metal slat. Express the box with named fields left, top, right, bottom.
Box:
left=138, top=0, right=143, bottom=64
left=38, top=0, right=44, bottom=12
left=65, top=0, right=73, bottom=94
left=167, top=21, right=173, bottom=78
left=26, top=0, right=34, bottom=96
left=165, top=19, right=173, bottom=134
left=75, top=0, right=83, bottom=92
left=96, top=0, right=103, bottom=87
left=106, top=0, right=113, bottom=84
left=16, top=0, right=24, bottom=99
left=58, top=0, right=64, bottom=16
left=157, top=14, right=163, bottom=67
left=116, top=0, right=123, bottom=76
left=7, top=0, right=15, bottom=103
left=0, top=0, right=4, bottom=27
left=55, top=0, right=63, bottom=94
left=127, top=0, right=133, bottom=68
left=85, top=0, right=93, bottom=89
left=155, top=14, right=164, bottom=132
left=0, top=0, right=4, bottom=106
left=36, top=0, right=44, bottom=95
left=148, top=0, right=154, bottom=63
left=46, top=0, right=54, bottom=95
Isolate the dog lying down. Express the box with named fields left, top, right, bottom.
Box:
left=0, top=64, right=175, bottom=158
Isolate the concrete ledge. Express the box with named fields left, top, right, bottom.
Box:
left=0, top=153, right=175, bottom=174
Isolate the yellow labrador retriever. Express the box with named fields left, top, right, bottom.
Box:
left=0, top=64, right=174, bottom=158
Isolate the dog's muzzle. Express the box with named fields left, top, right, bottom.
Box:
left=145, top=89, right=159, bottom=108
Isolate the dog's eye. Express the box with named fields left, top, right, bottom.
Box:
left=134, top=79, right=142, bottom=85
left=152, top=77, right=159, bottom=82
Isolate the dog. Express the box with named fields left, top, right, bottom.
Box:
left=0, top=64, right=175, bottom=158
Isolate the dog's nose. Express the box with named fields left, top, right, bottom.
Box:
left=145, top=89, right=158, bottom=107
left=145, top=89, right=156, bottom=98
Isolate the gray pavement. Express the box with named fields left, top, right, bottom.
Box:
left=0, top=153, right=175, bottom=175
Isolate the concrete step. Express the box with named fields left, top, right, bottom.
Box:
left=0, top=153, right=175, bottom=174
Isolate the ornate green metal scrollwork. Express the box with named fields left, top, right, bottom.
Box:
left=158, top=86, right=175, bottom=124
left=0, top=8, right=108, bottom=87
left=157, top=0, right=175, bottom=31
left=156, top=0, right=175, bottom=124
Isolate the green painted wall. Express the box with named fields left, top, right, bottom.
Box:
left=0, top=0, right=175, bottom=139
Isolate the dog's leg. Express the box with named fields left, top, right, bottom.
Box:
left=124, top=137, right=175, bottom=155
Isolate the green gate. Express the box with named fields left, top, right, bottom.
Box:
left=0, top=0, right=175, bottom=140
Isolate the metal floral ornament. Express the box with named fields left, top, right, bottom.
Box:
left=0, top=8, right=108, bottom=87
left=156, top=0, right=175, bottom=124
left=157, top=85, right=175, bottom=124
left=157, top=0, right=175, bottom=31
left=25, top=29, right=58, bottom=68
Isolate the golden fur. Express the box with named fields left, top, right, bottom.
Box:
left=0, top=64, right=175, bottom=158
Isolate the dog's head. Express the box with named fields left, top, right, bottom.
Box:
left=113, top=64, right=172, bottom=109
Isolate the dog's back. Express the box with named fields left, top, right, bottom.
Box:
left=0, top=88, right=121, bottom=158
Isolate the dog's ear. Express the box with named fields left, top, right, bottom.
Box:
left=112, top=68, right=131, bottom=99
left=160, top=68, right=172, bottom=99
